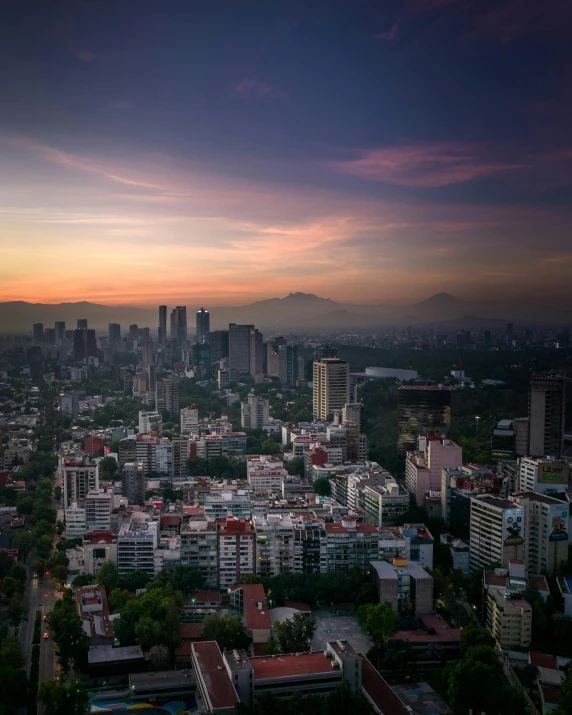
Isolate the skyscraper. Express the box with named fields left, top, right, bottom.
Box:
left=314, top=344, right=338, bottom=359
left=155, top=378, right=180, bottom=418
left=77, top=319, right=88, bottom=330
left=267, top=337, right=286, bottom=376
left=158, top=305, right=167, bottom=345
left=53, top=321, right=65, bottom=345
left=73, top=329, right=97, bottom=362
left=129, top=324, right=138, bottom=341
left=312, top=358, right=350, bottom=420
left=528, top=375, right=565, bottom=458
left=209, top=330, right=229, bottom=363
left=170, top=306, right=187, bottom=350
left=196, top=307, right=210, bottom=343
left=108, top=323, right=121, bottom=347
left=397, top=386, right=452, bottom=456
left=278, top=344, right=298, bottom=386
left=229, top=324, right=254, bottom=377
left=32, top=323, right=43, bottom=344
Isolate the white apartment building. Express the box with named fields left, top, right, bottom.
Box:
left=85, top=488, right=113, bottom=532
left=469, top=495, right=525, bottom=572
left=138, top=411, right=162, bottom=434
left=247, top=455, right=287, bottom=491
left=513, top=492, right=569, bottom=576
left=155, top=439, right=174, bottom=476
left=378, top=524, right=435, bottom=569
left=253, top=513, right=295, bottom=577
left=312, top=358, right=350, bottom=421
left=66, top=502, right=87, bottom=538
left=363, top=479, right=409, bottom=527
left=117, top=520, right=158, bottom=576
left=181, top=405, right=199, bottom=435
left=217, top=517, right=256, bottom=589
left=135, top=434, right=157, bottom=473
left=60, top=455, right=99, bottom=508
left=241, top=395, right=270, bottom=430
left=204, top=490, right=251, bottom=520
left=519, top=456, right=569, bottom=495
left=180, top=519, right=218, bottom=587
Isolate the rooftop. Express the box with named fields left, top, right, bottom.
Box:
left=360, top=655, right=409, bottom=715
left=192, top=641, right=238, bottom=710
left=249, top=651, right=335, bottom=680
left=393, top=614, right=461, bottom=644
left=231, top=584, right=272, bottom=631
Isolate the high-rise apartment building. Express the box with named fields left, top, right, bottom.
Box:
left=155, top=378, right=179, bottom=417
left=209, top=330, right=229, bottom=363
left=312, top=358, right=350, bottom=420
left=59, top=455, right=99, bottom=507
left=254, top=514, right=295, bottom=577
left=196, top=307, right=210, bottom=343
left=180, top=405, right=199, bottom=435
left=405, top=436, right=462, bottom=507
left=122, top=461, right=146, bottom=505
left=172, top=435, right=190, bottom=478
left=278, top=344, right=298, bottom=386
left=117, top=521, right=158, bottom=576
left=397, top=386, right=452, bottom=456
left=108, top=323, right=121, bottom=347
left=180, top=519, right=218, bottom=587
left=240, top=394, right=269, bottom=429
left=513, top=492, right=568, bottom=576
left=85, top=488, right=113, bottom=532
left=229, top=324, right=255, bottom=377
left=469, top=495, right=525, bottom=571
left=519, top=456, right=570, bottom=495
left=55, top=321, right=66, bottom=344
left=217, top=517, right=256, bottom=589
left=528, top=375, right=565, bottom=458
left=158, top=305, right=167, bottom=345
left=343, top=403, right=363, bottom=430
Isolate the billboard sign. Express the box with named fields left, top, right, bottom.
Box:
left=538, top=462, right=569, bottom=485
left=549, top=504, right=569, bottom=542
left=503, top=508, right=524, bottom=546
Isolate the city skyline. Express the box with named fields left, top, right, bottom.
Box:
left=1, top=1, right=571, bottom=307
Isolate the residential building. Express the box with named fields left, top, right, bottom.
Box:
left=84, top=436, right=104, bottom=456
left=405, top=436, right=462, bottom=506
left=378, top=524, right=435, bottom=569
left=519, top=456, right=570, bottom=495
left=397, top=386, right=452, bottom=456
left=118, top=438, right=136, bottom=467
left=440, top=534, right=470, bottom=574
left=180, top=519, right=218, bottom=587
left=196, top=307, right=210, bottom=343
left=247, top=455, right=287, bottom=491
left=254, top=514, right=294, bottom=576
left=241, top=394, right=269, bottom=429
left=217, top=517, right=256, bottom=589
left=122, top=462, right=146, bottom=505
left=135, top=434, right=157, bottom=473
left=117, top=520, right=158, bottom=576
left=325, top=518, right=379, bottom=572
left=196, top=435, right=223, bottom=460
left=172, top=435, right=190, bottom=478
left=343, top=403, right=363, bottom=430
left=363, top=479, right=409, bottom=527
left=181, top=405, right=199, bottom=435
left=312, top=358, right=350, bottom=420
left=75, top=585, right=114, bottom=645
left=85, top=488, right=113, bottom=532
left=292, top=515, right=327, bottom=574
left=221, top=432, right=247, bottom=455
left=60, top=454, right=98, bottom=508
left=204, top=491, right=251, bottom=520
left=469, top=495, right=525, bottom=571
left=371, top=560, right=433, bottom=615
left=155, top=378, right=180, bottom=418
left=155, top=438, right=174, bottom=476
left=66, top=502, right=87, bottom=538
left=513, top=492, right=569, bottom=576
left=528, top=375, right=566, bottom=458
left=278, top=344, right=297, bottom=386
left=138, top=410, right=162, bottom=434
left=486, top=588, right=532, bottom=650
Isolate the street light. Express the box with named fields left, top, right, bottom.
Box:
left=475, top=416, right=480, bottom=438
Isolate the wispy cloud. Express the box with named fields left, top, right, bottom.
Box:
left=232, top=79, right=288, bottom=100
left=332, top=142, right=525, bottom=187
left=109, top=99, right=133, bottom=110
left=74, top=50, right=96, bottom=62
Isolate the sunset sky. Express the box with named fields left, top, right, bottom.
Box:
left=1, top=0, right=571, bottom=307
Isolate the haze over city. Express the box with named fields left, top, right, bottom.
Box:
left=1, top=0, right=571, bottom=308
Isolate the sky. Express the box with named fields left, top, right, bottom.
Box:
left=0, top=0, right=571, bottom=308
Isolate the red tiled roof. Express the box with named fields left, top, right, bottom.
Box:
left=182, top=506, right=203, bottom=515
left=161, top=515, right=181, bottom=526
left=360, top=655, right=409, bottom=715
left=231, top=584, right=271, bottom=631
left=485, top=572, right=508, bottom=588
left=250, top=652, right=333, bottom=679
left=192, top=641, right=238, bottom=710
left=180, top=623, right=203, bottom=640
left=394, top=614, right=461, bottom=644
left=530, top=575, right=550, bottom=593
left=531, top=652, right=558, bottom=669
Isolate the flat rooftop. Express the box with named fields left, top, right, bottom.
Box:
left=192, top=641, right=238, bottom=710
left=250, top=652, right=334, bottom=679
left=87, top=645, right=144, bottom=664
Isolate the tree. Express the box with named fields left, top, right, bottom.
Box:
left=114, top=585, right=182, bottom=649
left=47, top=591, right=88, bottom=673
left=156, top=566, right=203, bottom=595
left=357, top=602, right=397, bottom=646
left=98, top=456, right=118, bottom=480
left=286, top=457, right=304, bottom=477
left=555, top=664, right=572, bottom=715
left=0, top=637, right=29, bottom=710
left=150, top=644, right=171, bottom=670
left=274, top=613, right=316, bottom=653
left=120, top=570, right=151, bottom=592
left=39, top=680, right=89, bottom=715
left=313, top=477, right=332, bottom=497
left=202, top=613, right=250, bottom=651
left=72, top=573, right=94, bottom=587
left=53, top=485, right=62, bottom=501
left=108, top=587, right=135, bottom=613
left=460, top=625, right=495, bottom=652
left=96, top=561, right=119, bottom=593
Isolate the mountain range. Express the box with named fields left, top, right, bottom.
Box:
left=0, top=292, right=567, bottom=334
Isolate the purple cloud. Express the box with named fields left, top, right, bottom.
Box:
left=232, top=79, right=288, bottom=100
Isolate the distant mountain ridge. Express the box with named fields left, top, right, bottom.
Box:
left=0, top=292, right=566, bottom=333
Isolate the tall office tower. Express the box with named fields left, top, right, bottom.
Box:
left=252, top=328, right=264, bottom=378
left=278, top=344, right=298, bottom=386
left=314, top=344, right=338, bottom=359
left=170, top=306, right=187, bottom=348
left=77, top=319, right=88, bottom=330
left=192, top=342, right=211, bottom=376
left=108, top=323, right=121, bottom=347
left=196, top=307, right=210, bottom=343
left=229, top=324, right=254, bottom=377
left=73, top=328, right=97, bottom=362
left=528, top=375, right=565, bottom=458
left=241, top=394, right=270, bottom=429
left=129, top=324, right=138, bottom=341
left=43, top=328, right=56, bottom=345
left=155, top=378, right=180, bottom=418
left=209, top=330, right=229, bottom=363
left=397, top=386, right=452, bottom=456
left=54, top=321, right=66, bottom=344
left=312, top=358, right=350, bottom=421
left=32, top=323, right=44, bottom=344
left=266, top=337, right=286, bottom=376
left=122, top=462, right=146, bottom=505
left=158, top=305, right=167, bottom=345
